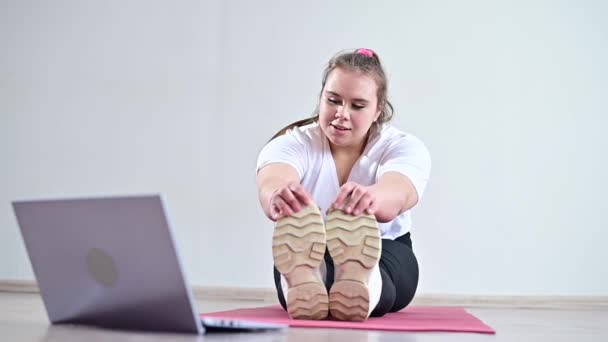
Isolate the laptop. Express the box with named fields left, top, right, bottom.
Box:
left=12, top=194, right=285, bottom=334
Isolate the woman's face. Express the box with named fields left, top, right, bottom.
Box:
left=319, top=67, right=380, bottom=150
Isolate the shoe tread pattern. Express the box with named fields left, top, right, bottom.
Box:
left=326, top=209, right=381, bottom=321
left=273, top=205, right=328, bottom=320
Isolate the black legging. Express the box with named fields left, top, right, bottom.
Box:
left=273, top=232, right=419, bottom=317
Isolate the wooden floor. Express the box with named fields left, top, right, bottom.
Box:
left=1, top=292, right=606, bottom=341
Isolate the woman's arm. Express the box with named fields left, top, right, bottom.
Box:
left=334, top=134, right=431, bottom=223
left=332, top=172, right=419, bottom=223
left=257, top=163, right=311, bottom=221
left=368, top=171, right=419, bottom=222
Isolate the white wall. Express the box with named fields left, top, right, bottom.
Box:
left=1, top=0, right=606, bottom=296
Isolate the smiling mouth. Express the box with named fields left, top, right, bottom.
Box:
left=330, top=123, right=351, bottom=131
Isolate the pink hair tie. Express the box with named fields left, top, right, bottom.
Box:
left=356, top=48, right=374, bottom=57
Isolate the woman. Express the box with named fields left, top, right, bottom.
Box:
left=256, top=48, right=431, bottom=321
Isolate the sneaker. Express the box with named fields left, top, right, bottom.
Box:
left=272, top=204, right=329, bottom=320
left=326, top=209, right=382, bottom=321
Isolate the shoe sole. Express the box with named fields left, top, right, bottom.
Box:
left=272, top=204, right=328, bottom=320
left=326, top=209, right=381, bottom=321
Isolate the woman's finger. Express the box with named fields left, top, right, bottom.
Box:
left=279, top=187, right=302, bottom=213
left=274, top=196, right=293, bottom=218
left=270, top=203, right=282, bottom=221
left=289, top=183, right=312, bottom=207
left=333, top=182, right=356, bottom=209
left=345, top=186, right=367, bottom=214
left=365, top=200, right=378, bottom=215
left=353, top=193, right=373, bottom=216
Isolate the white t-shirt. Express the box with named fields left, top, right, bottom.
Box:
left=256, top=122, right=431, bottom=240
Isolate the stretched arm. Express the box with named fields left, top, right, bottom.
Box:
left=368, top=171, right=419, bottom=222
left=332, top=171, right=419, bottom=223
left=257, top=163, right=312, bottom=221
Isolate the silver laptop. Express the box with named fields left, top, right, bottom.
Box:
left=12, top=194, right=285, bottom=334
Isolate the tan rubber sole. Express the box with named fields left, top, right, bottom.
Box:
left=272, top=205, right=328, bottom=320
left=326, top=209, right=381, bottom=321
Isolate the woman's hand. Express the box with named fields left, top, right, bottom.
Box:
left=332, top=182, right=378, bottom=216
left=269, top=181, right=313, bottom=221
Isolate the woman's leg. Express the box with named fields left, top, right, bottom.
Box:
left=273, top=248, right=334, bottom=310
left=273, top=266, right=287, bottom=310
left=273, top=231, right=418, bottom=318
left=370, top=233, right=419, bottom=317
left=325, top=209, right=383, bottom=321
left=271, top=205, right=329, bottom=320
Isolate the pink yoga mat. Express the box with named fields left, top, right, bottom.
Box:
left=201, top=305, right=495, bottom=334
